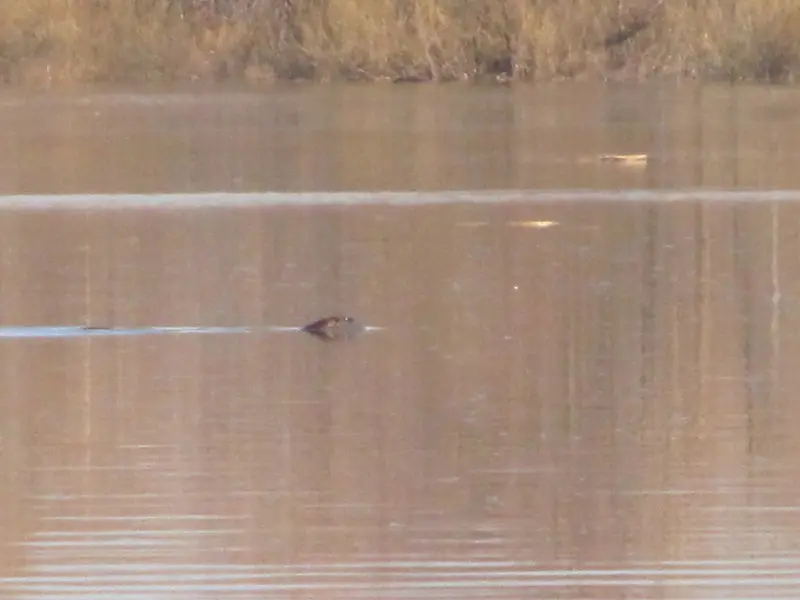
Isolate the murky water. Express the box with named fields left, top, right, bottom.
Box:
left=2, top=85, right=800, bottom=598
left=1, top=82, right=800, bottom=194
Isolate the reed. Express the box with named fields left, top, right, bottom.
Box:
left=2, top=0, right=800, bottom=85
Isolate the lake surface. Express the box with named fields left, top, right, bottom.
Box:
left=2, top=84, right=800, bottom=599
left=2, top=82, right=800, bottom=194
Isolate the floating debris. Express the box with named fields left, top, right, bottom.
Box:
left=597, top=153, right=648, bottom=166
left=508, top=220, right=559, bottom=228
left=457, top=220, right=558, bottom=229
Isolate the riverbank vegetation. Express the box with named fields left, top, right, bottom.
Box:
left=3, top=0, right=800, bottom=85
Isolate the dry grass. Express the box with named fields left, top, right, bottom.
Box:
left=3, top=0, right=800, bottom=86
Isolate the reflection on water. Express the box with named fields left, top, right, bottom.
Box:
left=0, top=325, right=274, bottom=338
left=2, top=194, right=800, bottom=598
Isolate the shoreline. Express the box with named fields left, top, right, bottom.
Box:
left=3, top=1, right=799, bottom=87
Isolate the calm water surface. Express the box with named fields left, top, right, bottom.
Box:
left=0, top=82, right=799, bottom=193
left=2, top=85, right=800, bottom=598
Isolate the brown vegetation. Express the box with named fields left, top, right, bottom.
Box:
left=3, top=0, right=800, bottom=85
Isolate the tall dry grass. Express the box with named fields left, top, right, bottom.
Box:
left=2, top=0, right=800, bottom=85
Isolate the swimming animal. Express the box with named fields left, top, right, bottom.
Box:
left=301, top=316, right=363, bottom=341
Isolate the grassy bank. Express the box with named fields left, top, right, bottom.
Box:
left=3, top=0, right=800, bottom=85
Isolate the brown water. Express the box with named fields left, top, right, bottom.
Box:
left=1, top=82, right=800, bottom=194
left=2, top=85, right=800, bottom=599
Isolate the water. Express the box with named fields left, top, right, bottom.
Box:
left=2, top=84, right=800, bottom=599
left=1, top=82, right=799, bottom=194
